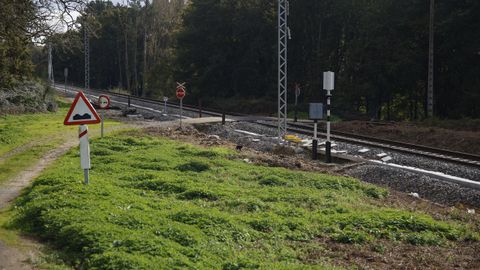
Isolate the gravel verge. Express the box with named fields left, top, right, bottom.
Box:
left=195, top=122, right=480, bottom=207
left=346, top=164, right=480, bottom=207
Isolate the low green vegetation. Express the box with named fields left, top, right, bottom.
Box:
left=10, top=131, right=478, bottom=269
left=0, top=98, right=120, bottom=184
left=0, top=99, right=70, bottom=156
left=0, top=99, right=71, bottom=184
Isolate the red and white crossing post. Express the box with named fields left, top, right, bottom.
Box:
left=176, top=82, right=186, bottom=128
left=79, top=125, right=91, bottom=184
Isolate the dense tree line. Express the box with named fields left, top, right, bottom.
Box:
left=43, top=0, right=480, bottom=119
left=49, top=0, right=185, bottom=98
left=0, top=0, right=86, bottom=88
left=0, top=0, right=37, bottom=87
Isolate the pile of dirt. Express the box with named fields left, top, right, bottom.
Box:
left=0, top=81, right=57, bottom=114
left=136, top=125, right=334, bottom=173
left=333, top=121, right=480, bottom=155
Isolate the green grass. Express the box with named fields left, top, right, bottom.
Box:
left=0, top=210, right=19, bottom=246
left=9, top=131, right=478, bottom=269
left=0, top=99, right=70, bottom=156
left=0, top=98, right=123, bottom=269
left=0, top=99, right=72, bottom=185
left=0, top=98, right=121, bottom=185
left=0, top=209, right=73, bottom=270
left=0, top=141, right=62, bottom=184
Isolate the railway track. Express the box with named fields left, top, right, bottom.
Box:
left=59, top=85, right=240, bottom=117
left=58, top=85, right=480, bottom=169
left=257, top=120, right=480, bottom=168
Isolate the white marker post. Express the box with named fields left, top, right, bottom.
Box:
left=101, top=110, right=105, bottom=138
left=79, top=125, right=91, bottom=184
left=163, top=96, right=168, bottom=113
left=323, top=71, right=335, bottom=163
left=309, top=103, right=323, bottom=160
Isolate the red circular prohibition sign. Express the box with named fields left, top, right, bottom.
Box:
left=176, top=88, right=186, bottom=99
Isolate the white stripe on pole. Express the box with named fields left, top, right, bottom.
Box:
left=327, top=90, right=331, bottom=142
left=79, top=124, right=91, bottom=184
left=79, top=125, right=91, bottom=170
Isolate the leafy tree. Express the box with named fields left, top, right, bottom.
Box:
left=1, top=0, right=86, bottom=89
left=176, top=0, right=276, bottom=101
left=36, top=0, right=480, bottom=119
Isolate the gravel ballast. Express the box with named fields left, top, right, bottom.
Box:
left=196, top=122, right=480, bottom=207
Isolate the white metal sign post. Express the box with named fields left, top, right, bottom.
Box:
left=323, top=71, right=334, bottom=163
left=101, top=110, right=104, bottom=138
left=79, top=125, right=91, bottom=184
left=163, top=97, right=168, bottom=113
left=309, top=103, right=323, bottom=160
left=64, top=91, right=101, bottom=185
left=97, top=95, right=111, bottom=138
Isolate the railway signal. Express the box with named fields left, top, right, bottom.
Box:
left=323, top=71, right=334, bottom=163
left=64, top=91, right=101, bottom=185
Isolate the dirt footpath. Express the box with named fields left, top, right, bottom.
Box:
left=0, top=140, right=77, bottom=209
left=0, top=139, right=77, bottom=270
left=0, top=240, right=42, bottom=270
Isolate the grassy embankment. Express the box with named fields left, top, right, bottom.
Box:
left=8, top=130, right=479, bottom=269
left=0, top=98, right=121, bottom=269
left=0, top=99, right=119, bottom=185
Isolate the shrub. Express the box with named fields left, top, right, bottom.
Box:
left=176, top=161, right=210, bottom=172
left=259, top=175, right=287, bottom=186
left=179, top=189, right=220, bottom=201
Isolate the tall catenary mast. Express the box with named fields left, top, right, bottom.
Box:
left=278, top=0, right=289, bottom=140
left=84, top=22, right=90, bottom=91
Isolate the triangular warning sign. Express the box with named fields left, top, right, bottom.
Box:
left=64, top=91, right=101, bottom=125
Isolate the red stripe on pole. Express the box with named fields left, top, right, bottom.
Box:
left=79, top=130, right=88, bottom=138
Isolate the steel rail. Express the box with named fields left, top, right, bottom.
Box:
left=59, top=84, right=480, bottom=168
left=61, top=84, right=244, bottom=117
left=286, top=121, right=480, bottom=163
left=257, top=121, right=480, bottom=168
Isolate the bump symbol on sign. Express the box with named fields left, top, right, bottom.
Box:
left=64, top=91, right=101, bottom=125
